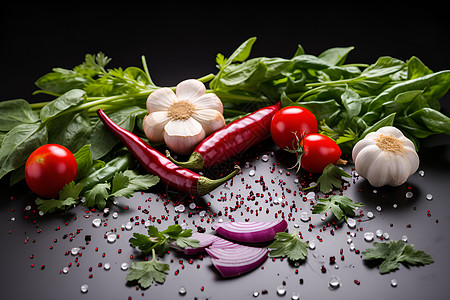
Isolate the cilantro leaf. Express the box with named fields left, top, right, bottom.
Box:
left=362, top=240, right=434, bottom=274
left=126, top=249, right=170, bottom=289
left=35, top=181, right=83, bottom=213
left=268, top=231, right=308, bottom=261
left=312, top=195, right=364, bottom=220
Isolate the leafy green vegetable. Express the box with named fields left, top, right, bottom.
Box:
left=1, top=37, right=450, bottom=192
left=362, top=240, right=434, bottom=274
left=211, top=38, right=450, bottom=153
left=312, top=195, right=364, bottom=220
left=129, top=224, right=200, bottom=256
left=305, top=163, right=351, bottom=193
left=35, top=181, right=83, bottom=213
left=268, top=231, right=308, bottom=261
left=126, top=249, right=170, bottom=289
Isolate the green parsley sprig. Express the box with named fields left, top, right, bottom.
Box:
left=126, top=249, right=170, bottom=289
left=312, top=195, right=364, bottom=220
left=127, top=224, right=200, bottom=288
left=362, top=240, right=434, bottom=274
left=304, top=163, right=352, bottom=193
left=129, top=224, right=200, bottom=256
left=268, top=231, right=308, bottom=262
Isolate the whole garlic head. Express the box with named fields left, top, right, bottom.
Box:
left=143, top=79, right=225, bottom=155
left=352, top=126, right=419, bottom=187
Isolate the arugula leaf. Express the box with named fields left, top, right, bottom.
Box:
left=129, top=224, right=200, bottom=256
left=362, top=240, right=434, bottom=274
left=312, top=195, right=364, bottom=220
left=126, top=249, right=170, bottom=289
left=268, top=231, right=308, bottom=261
left=36, top=181, right=83, bottom=213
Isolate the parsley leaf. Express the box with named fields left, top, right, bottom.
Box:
left=130, top=224, right=200, bottom=256
left=84, top=182, right=110, bottom=209
left=82, top=170, right=159, bottom=209
left=268, top=231, right=308, bottom=261
left=35, top=181, right=83, bottom=213
left=362, top=240, right=434, bottom=274
left=304, top=164, right=351, bottom=193
left=312, top=195, right=364, bottom=220
left=126, top=249, right=170, bottom=289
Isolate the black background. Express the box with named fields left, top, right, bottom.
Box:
left=1, top=3, right=450, bottom=300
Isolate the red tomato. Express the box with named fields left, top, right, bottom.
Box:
left=25, top=144, right=78, bottom=198
left=300, top=133, right=341, bottom=173
left=270, top=106, right=318, bottom=149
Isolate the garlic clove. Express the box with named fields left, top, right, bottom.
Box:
left=191, top=108, right=226, bottom=135
left=176, top=79, right=206, bottom=101
left=164, top=117, right=205, bottom=155
left=191, top=93, right=224, bottom=114
left=143, top=111, right=171, bottom=142
left=147, top=88, right=177, bottom=113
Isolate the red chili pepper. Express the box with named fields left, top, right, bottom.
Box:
left=167, top=102, right=281, bottom=170
left=96, top=109, right=240, bottom=196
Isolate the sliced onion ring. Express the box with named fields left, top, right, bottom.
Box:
left=206, top=245, right=268, bottom=277
left=213, top=220, right=288, bottom=243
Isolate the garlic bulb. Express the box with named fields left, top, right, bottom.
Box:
left=143, top=79, right=226, bottom=155
left=352, top=126, right=419, bottom=187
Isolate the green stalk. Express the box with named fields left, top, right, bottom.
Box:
left=305, top=76, right=367, bottom=88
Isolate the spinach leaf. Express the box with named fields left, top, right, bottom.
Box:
left=318, top=46, right=354, bottom=66
left=0, top=99, right=39, bottom=131
left=87, top=106, right=147, bottom=160
left=40, top=89, right=87, bottom=122
left=0, top=123, right=48, bottom=180
left=46, top=110, right=92, bottom=153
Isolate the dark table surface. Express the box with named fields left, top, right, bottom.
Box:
left=1, top=3, right=450, bottom=300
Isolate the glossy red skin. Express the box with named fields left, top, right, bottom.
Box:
left=300, top=133, right=341, bottom=173
left=196, top=102, right=281, bottom=168
left=270, top=106, right=318, bottom=150
left=97, top=109, right=201, bottom=195
left=25, top=144, right=78, bottom=198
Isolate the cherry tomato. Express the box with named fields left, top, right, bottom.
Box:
left=300, top=133, right=341, bottom=173
left=25, top=144, right=78, bottom=198
left=270, top=106, right=318, bottom=149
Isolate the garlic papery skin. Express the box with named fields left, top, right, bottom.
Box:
left=143, top=79, right=225, bottom=155
left=352, top=126, right=419, bottom=187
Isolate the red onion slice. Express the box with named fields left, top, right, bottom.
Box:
left=213, top=220, right=288, bottom=243
left=206, top=246, right=269, bottom=277
left=174, top=232, right=269, bottom=277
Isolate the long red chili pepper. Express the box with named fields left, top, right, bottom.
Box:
left=96, top=109, right=240, bottom=196
left=167, top=102, right=281, bottom=170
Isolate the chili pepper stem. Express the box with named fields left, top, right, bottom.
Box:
left=166, top=150, right=204, bottom=170
left=197, top=165, right=241, bottom=196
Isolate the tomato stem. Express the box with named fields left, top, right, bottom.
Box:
left=284, top=131, right=306, bottom=173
